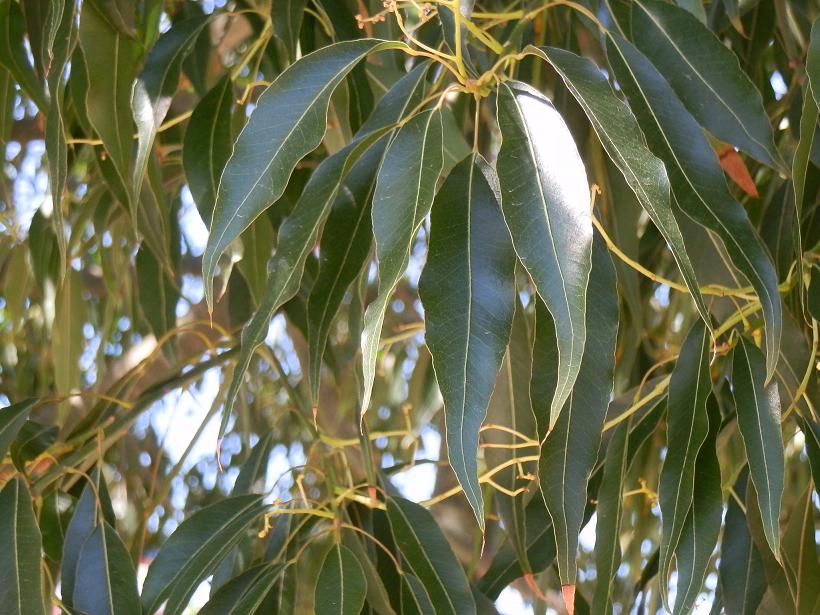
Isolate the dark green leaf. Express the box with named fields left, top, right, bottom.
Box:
left=360, top=109, right=444, bottom=418
left=218, top=62, right=428, bottom=439
left=136, top=244, right=178, bottom=346
left=732, top=337, right=784, bottom=554
left=39, top=489, right=73, bottom=563
left=622, top=0, right=783, bottom=169
left=183, top=75, right=234, bottom=224
left=74, top=522, right=140, bottom=615
left=720, top=468, right=767, bottom=615
left=657, top=319, right=711, bottom=609
left=781, top=484, right=820, bottom=614
left=141, top=494, right=264, bottom=615
left=0, top=0, right=47, bottom=110
left=607, top=33, right=782, bottom=382
left=10, top=420, right=56, bottom=472
left=386, top=496, right=476, bottom=615
left=272, top=0, right=308, bottom=64
left=200, top=564, right=280, bottom=615
left=809, top=264, right=820, bottom=322
left=496, top=80, right=592, bottom=430
left=203, top=39, right=406, bottom=308
left=314, top=543, right=368, bottom=615
left=401, top=573, right=436, bottom=615
left=0, top=399, right=35, bottom=462
left=419, top=154, right=515, bottom=527
left=528, top=45, right=711, bottom=330
left=540, top=232, right=618, bottom=586
left=133, top=16, right=208, bottom=197
left=671, top=398, right=722, bottom=615
left=799, top=415, right=820, bottom=486
left=0, top=478, right=45, bottom=615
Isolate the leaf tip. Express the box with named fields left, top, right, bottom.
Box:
left=561, top=584, right=576, bottom=615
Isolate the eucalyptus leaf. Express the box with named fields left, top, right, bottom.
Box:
left=0, top=478, right=45, bottom=615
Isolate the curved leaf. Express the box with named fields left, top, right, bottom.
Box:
left=540, top=232, right=619, bottom=587
left=496, top=80, right=592, bottom=430
left=527, top=45, right=711, bottom=330
left=141, top=494, right=264, bottom=615
left=217, top=62, right=429, bottom=439
left=732, top=337, right=784, bottom=555
left=622, top=0, right=783, bottom=169
left=74, top=523, right=140, bottom=615
left=314, top=543, right=368, bottom=615
left=607, top=33, right=782, bottom=383
left=657, top=319, right=711, bottom=609
left=183, top=75, right=234, bottom=224
left=0, top=0, right=47, bottom=110
left=0, top=399, right=35, bottom=462
left=203, top=38, right=406, bottom=308
left=386, top=496, right=476, bottom=615
left=419, top=154, right=516, bottom=527
left=360, top=109, right=444, bottom=419
left=0, top=478, right=44, bottom=615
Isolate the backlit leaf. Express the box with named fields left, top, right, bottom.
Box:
left=496, top=80, right=592, bottom=430
left=419, top=154, right=516, bottom=527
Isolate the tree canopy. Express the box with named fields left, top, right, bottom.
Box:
left=0, top=0, right=818, bottom=613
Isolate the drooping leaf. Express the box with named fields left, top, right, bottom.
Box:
left=386, top=496, right=476, bottom=615
left=314, top=543, right=368, bottom=615
left=731, top=337, right=784, bottom=555
left=53, top=271, right=85, bottom=407
left=810, top=17, right=820, bottom=108
left=720, top=468, right=767, bottom=615
left=232, top=432, right=274, bottom=496
left=78, top=0, right=141, bottom=214
left=307, top=141, right=387, bottom=403
left=183, top=75, right=234, bottom=224
left=272, top=0, right=308, bottom=64
left=0, top=399, right=35, bottom=462
left=141, top=494, right=264, bottom=615
left=529, top=295, right=559, bottom=440
left=616, top=0, right=783, bottom=170
left=200, top=564, right=281, bottom=615
left=540, top=232, right=619, bottom=588
left=136, top=244, right=178, bottom=346
left=799, top=414, right=820, bottom=485
left=809, top=264, right=820, bottom=322
left=607, top=33, right=782, bottom=382
left=0, top=478, right=45, bottom=615
left=419, top=154, right=515, bottom=527
left=132, top=15, right=208, bottom=198
left=671, top=398, right=723, bottom=615
left=527, top=45, right=711, bottom=330
left=656, top=319, right=711, bottom=609
left=0, top=0, right=47, bottom=110
left=484, top=296, right=537, bottom=570
left=781, top=483, right=820, bottom=614
left=74, top=523, right=141, bottom=615
left=401, top=573, right=436, bottom=615
left=236, top=216, right=275, bottom=304
left=203, top=38, right=406, bottom=308
left=360, top=108, right=444, bottom=419
left=217, top=62, right=428, bottom=439
left=592, top=419, right=630, bottom=615
left=496, top=80, right=592, bottom=430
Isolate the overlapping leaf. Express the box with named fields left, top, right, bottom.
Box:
left=0, top=0, right=47, bottom=110
left=540, top=232, right=618, bottom=588
left=607, top=33, right=782, bottom=382
left=360, top=109, right=444, bottom=419
left=419, top=154, right=515, bottom=527
left=314, top=543, right=368, bottom=615
left=0, top=478, right=44, bottom=615
left=496, top=80, right=592, bottom=430
left=203, top=38, right=406, bottom=308
left=74, top=523, right=141, bottom=615
left=0, top=399, right=35, bottom=461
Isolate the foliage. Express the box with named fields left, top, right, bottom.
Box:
left=0, top=0, right=819, bottom=613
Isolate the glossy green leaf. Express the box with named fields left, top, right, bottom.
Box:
left=218, top=62, right=428, bottom=439
left=607, top=33, right=781, bottom=382
left=592, top=419, right=630, bottom=615
left=484, top=297, right=537, bottom=569
left=540, top=232, right=618, bottom=586
left=0, top=399, right=35, bottom=462
left=419, top=154, right=515, bottom=527
left=527, top=45, right=711, bottom=330
left=314, top=543, right=368, bottom=615
left=78, top=0, right=141, bottom=214
left=360, top=108, right=444, bottom=418
left=141, top=494, right=264, bottom=615
left=720, top=468, right=767, bottom=615
left=732, top=337, right=784, bottom=555
left=307, top=141, right=386, bottom=403
left=386, top=496, right=476, bottom=615
left=183, top=76, right=234, bottom=224
left=74, top=522, right=140, bottom=615
left=620, top=0, right=783, bottom=169
left=671, top=398, right=722, bottom=615
left=203, top=38, right=406, bottom=308
left=0, top=0, right=47, bottom=110
left=657, top=319, right=711, bottom=609
left=133, top=16, right=208, bottom=198
left=0, top=478, right=45, bottom=615
left=496, top=80, right=592, bottom=430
